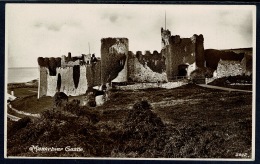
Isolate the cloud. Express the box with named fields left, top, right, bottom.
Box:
left=109, top=15, right=118, bottom=23
left=101, top=12, right=132, bottom=24
left=6, top=4, right=255, bottom=67
left=33, top=20, right=81, bottom=32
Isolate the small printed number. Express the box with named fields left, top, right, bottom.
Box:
left=235, top=153, right=249, bottom=158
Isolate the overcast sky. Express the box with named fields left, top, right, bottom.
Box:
left=6, top=4, right=255, bottom=68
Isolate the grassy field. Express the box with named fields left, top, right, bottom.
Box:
left=7, top=84, right=252, bottom=158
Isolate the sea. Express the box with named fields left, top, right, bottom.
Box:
left=8, top=67, right=39, bottom=83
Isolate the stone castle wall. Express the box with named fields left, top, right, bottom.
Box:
left=38, top=56, right=101, bottom=98
left=38, top=67, right=48, bottom=98
left=101, top=38, right=129, bottom=84
left=215, top=59, right=246, bottom=78
left=38, top=31, right=204, bottom=98
left=161, top=27, right=205, bottom=80
left=86, top=61, right=102, bottom=87
left=162, top=31, right=204, bottom=80
left=127, top=51, right=168, bottom=83
left=193, top=34, right=205, bottom=68
left=43, top=65, right=88, bottom=97
left=136, top=50, right=166, bottom=73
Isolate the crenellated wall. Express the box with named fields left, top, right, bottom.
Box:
left=127, top=51, right=168, bottom=83
left=38, top=55, right=101, bottom=98
left=136, top=50, right=166, bottom=73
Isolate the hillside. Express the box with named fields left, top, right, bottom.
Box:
left=205, top=49, right=245, bottom=70
left=7, top=84, right=252, bottom=158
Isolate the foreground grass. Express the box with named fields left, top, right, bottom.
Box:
left=7, top=84, right=252, bottom=158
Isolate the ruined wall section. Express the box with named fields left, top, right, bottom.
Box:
left=38, top=53, right=102, bottom=97
left=215, top=59, right=246, bottom=78
left=111, top=55, right=128, bottom=83
left=101, top=38, right=128, bottom=84
left=136, top=50, right=166, bottom=73
left=222, top=48, right=252, bottom=76
left=61, top=52, right=90, bottom=67
left=38, top=67, right=48, bottom=98
left=127, top=51, right=168, bottom=82
left=86, top=60, right=102, bottom=87
left=46, top=65, right=88, bottom=97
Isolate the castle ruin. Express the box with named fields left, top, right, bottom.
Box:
left=37, top=53, right=101, bottom=98
left=37, top=26, right=249, bottom=98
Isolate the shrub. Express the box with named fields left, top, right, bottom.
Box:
left=112, top=100, right=167, bottom=157
left=53, top=92, right=68, bottom=108
left=8, top=117, right=31, bottom=136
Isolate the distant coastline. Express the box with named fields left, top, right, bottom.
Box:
left=8, top=67, right=38, bottom=84
left=8, top=67, right=38, bottom=69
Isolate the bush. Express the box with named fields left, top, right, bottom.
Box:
left=53, top=92, right=68, bottom=108
left=8, top=117, right=31, bottom=136
left=112, top=100, right=168, bottom=157
left=63, top=100, right=99, bottom=124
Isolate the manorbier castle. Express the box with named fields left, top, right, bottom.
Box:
left=37, top=27, right=251, bottom=98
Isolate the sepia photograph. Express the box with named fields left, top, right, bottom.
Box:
left=5, top=4, right=255, bottom=160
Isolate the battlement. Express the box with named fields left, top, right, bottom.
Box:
left=37, top=52, right=100, bottom=77
left=61, top=52, right=99, bottom=67
left=128, top=50, right=165, bottom=74
left=161, top=27, right=204, bottom=47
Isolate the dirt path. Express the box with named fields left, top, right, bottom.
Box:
left=198, top=84, right=252, bottom=93
left=8, top=104, right=40, bottom=118
left=28, top=90, right=38, bottom=93
left=7, top=113, right=21, bottom=121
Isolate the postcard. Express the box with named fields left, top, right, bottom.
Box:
left=4, top=4, right=256, bottom=161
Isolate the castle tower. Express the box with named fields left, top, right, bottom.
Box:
left=194, top=34, right=205, bottom=68
left=101, top=38, right=129, bottom=84
left=161, top=28, right=205, bottom=80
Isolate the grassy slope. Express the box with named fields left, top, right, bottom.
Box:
left=208, top=76, right=252, bottom=91
left=7, top=84, right=252, bottom=158
left=8, top=87, right=38, bottom=98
